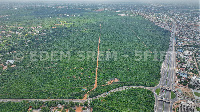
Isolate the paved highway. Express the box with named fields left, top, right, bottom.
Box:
left=157, top=100, right=164, bottom=112
left=154, top=21, right=177, bottom=112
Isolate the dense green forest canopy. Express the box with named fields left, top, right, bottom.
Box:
left=91, top=88, right=155, bottom=112
left=0, top=4, right=170, bottom=99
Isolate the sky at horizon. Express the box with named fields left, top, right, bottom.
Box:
left=0, top=0, right=199, bottom=3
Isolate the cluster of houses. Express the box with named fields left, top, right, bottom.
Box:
left=28, top=104, right=92, bottom=112
left=190, top=76, right=200, bottom=89
left=0, top=25, right=43, bottom=37
left=178, top=100, right=198, bottom=112
left=134, top=4, right=200, bottom=111
left=136, top=3, right=200, bottom=86
left=0, top=60, right=15, bottom=70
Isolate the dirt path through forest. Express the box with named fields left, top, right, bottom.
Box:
left=82, top=24, right=101, bottom=100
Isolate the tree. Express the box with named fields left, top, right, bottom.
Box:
left=69, top=107, right=75, bottom=112
left=41, top=107, right=50, bottom=112
left=84, top=101, right=88, bottom=107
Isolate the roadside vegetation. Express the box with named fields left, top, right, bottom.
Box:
left=90, top=88, right=155, bottom=112
left=0, top=88, right=154, bottom=112
left=171, top=91, right=176, bottom=99
left=194, top=92, right=200, bottom=97
left=196, top=107, right=200, bottom=111
left=155, top=88, right=161, bottom=95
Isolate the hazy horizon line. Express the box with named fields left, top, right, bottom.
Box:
left=0, top=0, right=199, bottom=4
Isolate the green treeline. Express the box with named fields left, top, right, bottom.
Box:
left=91, top=88, right=155, bottom=112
